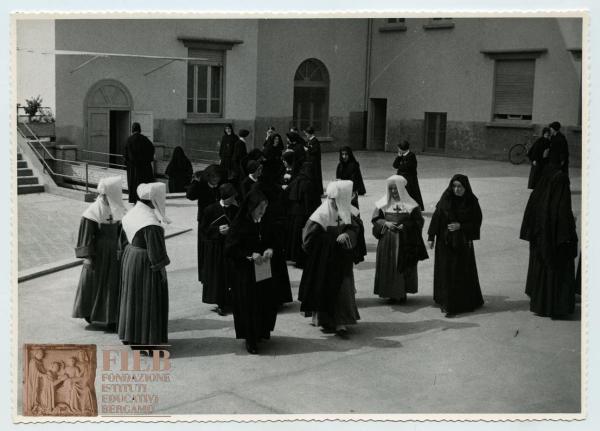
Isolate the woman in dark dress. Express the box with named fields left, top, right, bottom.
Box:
left=73, top=176, right=127, bottom=331
left=224, top=190, right=278, bottom=354
left=218, top=124, right=238, bottom=180
left=250, top=159, right=293, bottom=305
left=393, top=140, right=425, bottom=211
left=336, top=146, right=366, bottom=208
left=527, top=127, right=551, bottom=190
left=372, top=175, right=428, bottom=303
left=427, top=174, right=484, bottom=317
left=299, top=180, right=366, bottom=336
left=263, top=133, right=285, bottom=161
left=239, top=160, right=262, bottom=199
left=165, top=146, right=193, bottom=193
left=284, top=161, right=321, bottom=268
left=186, top=164, right=225, bottom=282
left=286, top=132, right=307, bottom=176
left=199, top=183, right=239, bottom=316
left=119, top=182, right=171, bottom=350
left=520, top=165, right=578, bottom=318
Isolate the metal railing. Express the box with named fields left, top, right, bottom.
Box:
left=17, top=123, right=93, bottom=194
left=189, top=147, right=219, bottom=164
left=80, top=149, right=127, bottom=169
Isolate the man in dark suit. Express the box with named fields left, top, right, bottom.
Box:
left=125, top=122, right=155, bottom=203
left=548, top=121, right=569, bottom=176
left=303, top=126, right=323, bottom=195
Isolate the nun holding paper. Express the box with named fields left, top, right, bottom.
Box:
left=72, top=176, right=127, bottom=331
left=118, top=182, right=171, bottom=349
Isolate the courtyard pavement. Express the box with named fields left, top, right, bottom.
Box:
left=16, top=152, right=583, bottom=415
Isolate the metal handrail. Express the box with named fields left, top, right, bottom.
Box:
left=17, top=125, right=92, bottom=194
left=80, top=148, right=126, bottom=159
left=79, top=157, right=127, bottom=169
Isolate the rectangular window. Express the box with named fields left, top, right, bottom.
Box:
left=424, top=112, right=447, bottom=151
left=493, top=59, right=535, bottom=121
left=387, top=18, right=405, bottom=24
left=187, top=49, right=224, bottom=116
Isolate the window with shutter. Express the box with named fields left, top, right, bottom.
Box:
left=187, top=49, right=224, bottom=116
left=493, top=59, right=535, bottom=121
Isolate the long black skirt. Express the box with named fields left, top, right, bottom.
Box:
left=525, top=243, right=576, bottom=317
left=285, top=214, right=308, bottom=267
left=201, top=240, right=231, bottom=307
left=72, top=223, right=120, bottom=325
left=118, top=245, right=169, bottom=345
left=433, top=240, right=483, bottom=314
left=230, top=260, right=277, bottom=341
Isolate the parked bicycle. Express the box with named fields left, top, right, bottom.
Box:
left=508, top=134, right=538, bottom=165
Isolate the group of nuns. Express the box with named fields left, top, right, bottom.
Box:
left=72, top=178, right=171, bottom=353
left=71, top=125, right=579, bottom=356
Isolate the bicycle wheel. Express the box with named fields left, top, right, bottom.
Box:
left=508, top=143, right=527, bottom=165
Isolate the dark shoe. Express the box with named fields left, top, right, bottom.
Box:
left=216, top=307, right=227, bottom=316
left=84, top=317, right=91, bottom=324
left=445, top=312, right=457, bottom=318
left=335, top=328, right=349, bottom=339
left=245, top=340, right=258, bottom=354
left=320, top=326, right=336, bottom=334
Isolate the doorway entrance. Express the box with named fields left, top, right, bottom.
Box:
left=85, top=79, right=133, bottom=166
left=109, top=110, right=130, bottom=166
left=368, top=98, right=387, bottom=151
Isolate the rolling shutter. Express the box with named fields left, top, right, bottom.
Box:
left=188, top=49, right=224, bottom=66
left=493, top=59, right=535, bottom=118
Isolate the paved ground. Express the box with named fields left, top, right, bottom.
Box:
left=16, top=153, right=582, bottom=415
left=17, top=192, right=192, bottom=272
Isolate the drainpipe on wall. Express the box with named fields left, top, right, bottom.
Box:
left=364, top=18, right=373, bottom=150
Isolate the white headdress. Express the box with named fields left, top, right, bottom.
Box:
left=309, top=180, right=357, bottom=228
left=82, top=176, right=127, bottom=224
left=122, top=182, right=170, bottom=243
left=375, top=175, right=419, bottom=213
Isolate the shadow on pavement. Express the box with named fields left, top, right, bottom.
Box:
left=169, top=317, right=232, bottom=333
left=168, top=318, right=478, bottom=358
left=355, top=295, right=435, bottom=314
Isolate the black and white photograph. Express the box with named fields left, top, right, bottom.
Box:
left=7, top=6, right=593, bottom=425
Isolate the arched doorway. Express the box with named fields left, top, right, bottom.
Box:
left=84, top=79, right=133, bottom=165
left=293, top=59, right=330, bottom=134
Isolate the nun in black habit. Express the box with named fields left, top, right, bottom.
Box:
left=186, top=164, right=226, bottom=282
left=526, top=127, right=551, bottom=190
left=336, top=146, right=367, bottom=208
left=427, top=174, right=484, bottom=317
left=250, top=158, right=293, bottom=304
left=393, top=141, right=425, bottom=211
left=299, top=180, right=366, bottom=336
left=286, top=132, right=307, bottom=176
left=284, top=161, right=321, bottom=268
left=224, top=190, right=278, bottom=354
left=520, top=165, right=578, bottom=318
left=218, top=124, right=238, bottom=180
left=165, top=146, right=193, bottom=193
left=199, top=183, right=239, bottom=315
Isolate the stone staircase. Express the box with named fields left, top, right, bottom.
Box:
left=17, top=152, right=44, bottom=194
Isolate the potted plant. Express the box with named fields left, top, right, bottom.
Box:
left=24, top=95, right=43, bottom=122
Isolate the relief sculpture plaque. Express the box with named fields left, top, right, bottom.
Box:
left=23, top=344, right=98, bottom=416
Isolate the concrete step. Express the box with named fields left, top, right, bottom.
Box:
left=17, top=168, right=33, bottom=177
left=18, top=176, right=39, bottom=186
left=17, top=184, right=45, bottom=195
left=17, top=160, right=27, bottom=169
